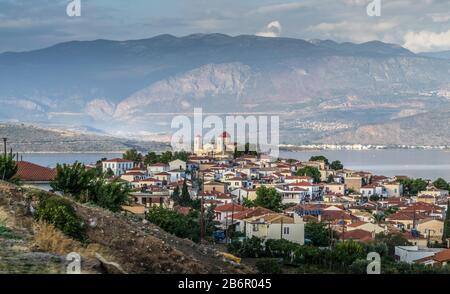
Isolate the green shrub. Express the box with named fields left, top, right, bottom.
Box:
left=0, top=225, right=21, bottom=239
left=34, top=195, right=85, bottom=241
left=89, top=180, right=129, bottom=212
left=146, top=207, right=200, bottom=242
left=256, top=258, right=282, bottom=274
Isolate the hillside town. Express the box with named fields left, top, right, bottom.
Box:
left=5, top=131, right=450, bottom=273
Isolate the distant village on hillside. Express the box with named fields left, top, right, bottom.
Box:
left=5, top=130, right=450, bottom=273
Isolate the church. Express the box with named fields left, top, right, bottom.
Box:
left=194, top=131, right=236, bottom=158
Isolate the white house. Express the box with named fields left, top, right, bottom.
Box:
left=286, top=182, right=320, bottom=199
left=169, top=159, right=187, bottom=171
left=102, top=158, right=133, bottom=176
left=147, top=163, right=169, bottom=175
left=168, top=169, right=186, bottom=183
left=244, top=213, right=305, bottom=245
left=395, top=246, right=444, bottom=264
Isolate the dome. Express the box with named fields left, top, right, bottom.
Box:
left=218, top=131, right=230, bottom=138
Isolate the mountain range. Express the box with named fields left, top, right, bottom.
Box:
left=1, top=33, right=450, bottom=145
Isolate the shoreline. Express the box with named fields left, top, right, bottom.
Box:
left=280, top=146, right=450, bottom=152
left=14, top=148, right=450, bottom=154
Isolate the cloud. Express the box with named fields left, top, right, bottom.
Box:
left=428, top=13, right=450, bottom=23
left=340, top=0, right=368, bottom=5
left=250, top=2, right=305, bottom=15
left=256, top=20, right=282, bottom=37
left=307, top=20, right=397, bottom=43
left=404, top=29, right=450, bottom=52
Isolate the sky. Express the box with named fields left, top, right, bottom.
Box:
left=1, top=0, right=450, bottom=53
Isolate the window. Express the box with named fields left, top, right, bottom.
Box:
left=252, top=224, right=259, bottom=232
left=283, top=227, right=290, bottom=235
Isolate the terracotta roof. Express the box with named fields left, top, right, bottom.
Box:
left=321, top=210, right=355, bottom=221
left=247, top=213, right=295, bottom=224
left=13, top=161, right=56, bottom=182
left=387, top=211, right=428, bottom=221
left=343, top=229, right=373, bottom=242
left=154, top=172, right=170, bottom=176
left=288, top=182, right=315, bottom=187
left=433, top=249, right=450, bottom=262
left=149, top=163, right=168, bottom=167
left=347, top=221, right=369, bottom=228
left=103, top=158, right=133, bottom=163
left=123, top=171, right=146, bottom=176
left=215, top=203, right=247, bottom=212
left=230, top=207, right=274, bottom=220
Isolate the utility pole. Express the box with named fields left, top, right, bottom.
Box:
left=230, top=200, right=235, bottom=240
left=200, top=173, right=205, bottom=241
left=280, top=215, right=284, bottom=240
left=2, top=138, right=6, bottom=158
left=341, top=219, right=346, bottom=241
left=2, top=138, right=7, bottom=181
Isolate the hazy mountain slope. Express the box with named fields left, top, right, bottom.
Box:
left=419, top=50, right=450, bottom=60
left=318, top=111, right=450, bottom=145
left=0, top=124, right=169, bottom=152
left=2, top=34, right=450, bottom=144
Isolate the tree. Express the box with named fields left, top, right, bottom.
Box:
left=256, top=258, right=282, bottom=274
left=369, top=195, right=380, bottom=202
left=327, top=174, right=335, bottom=183
left=254, top=186, right=282, bottom=212
left=330, top=160, right=343, bottom=171
left=333, top=240, right=365, bottom=269
left=375, top=232, right=410, bottom=256
left=159, top=151, right=173, bottom=164
left=373, top=212, right=385, bottom=224
left=50, top=162, right=95, bottom=199
left=0, top=154, right=18, bottom=182
left=89, top=180, right=130, bottom=212
left=433, top=178, right=449, bottom=191
left=34, top=195, right=85, bottom=241
left=122, top=149, right=142, bottom=165
left=171, top=185, right=181, bottom=203
left=309, top=155, right=329, bottom=164
left=146, top=207, right=200, bottom=242
left=178, top=179, right=192, bottom=206
left=172, top=151, right=189, bottom=162
left=296, top=166, right=321, bottom=183
left=227, top=237, right=265, bottom=258
left=398, top=178, right=428, bottom=196
left=242, top=198, right=256, bottom=208
left=51, top=162, right=128, bottom=212
left=305, top=222, right=330, bottom=246
left=144, top=152, right=159, bottom=165
left=443, top=200, right=450, bottom=243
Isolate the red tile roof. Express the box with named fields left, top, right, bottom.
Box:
left=343, top=229, right=373, bottom=242
left=231, top=207, right=274, bottom=220
left=13, top=161, right=56, bottom=182
left=215, top=203, right=247, bottom=212
left=347, top=221, right=369, bottom=228
left=387, top=211, right=428, bottom=221
left=433, top=249, right=450, bottom=262
left=103, top=158, right=133, bottom=163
